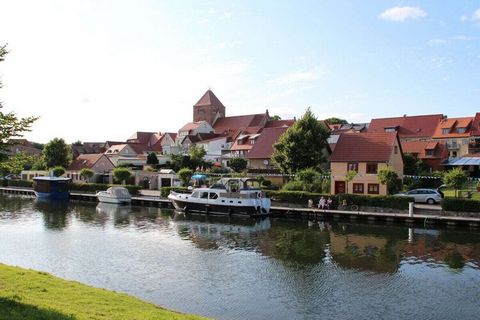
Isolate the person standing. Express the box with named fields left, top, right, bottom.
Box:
left=318, top=196, right=326, bottom=209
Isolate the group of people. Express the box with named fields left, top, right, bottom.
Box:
left=308, top=197, right=333, bottom=210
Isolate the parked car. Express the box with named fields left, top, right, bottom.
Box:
left=395, top=189, right=443, bottom=204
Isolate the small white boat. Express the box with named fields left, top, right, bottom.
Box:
left=168, top=178, right=271, bottom=217
left=96, top=187, right=132, bottom=204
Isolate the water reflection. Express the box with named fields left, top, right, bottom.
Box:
left=34, top=198, right=70, bottom=230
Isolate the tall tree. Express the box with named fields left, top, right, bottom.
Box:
left=378, top=167, right=401, bottom=195
left=0, top=45, right=38, bottom=161
left=43, top=138, right=71, bottom=168
left=272, top=108, right=330, bottom=173
left=229, top=157, right=247, bottom=173
left=112, top=167, right=132, bottom=185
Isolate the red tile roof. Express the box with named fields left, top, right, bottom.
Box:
left=401, top=140, right=448, bottom=159
left=331, top=132, right=398, bottom=162
left=127, top=132, right=156, bottom=145
left=265, top=119, right=295, bottom=128
left=432, top=117, right=473, bottom=138
left=213, top=113, right=268, bottom=134
left=194, top=89, right=225, bottom=108
left=179, top=121, right=209, bottom=133
left=247, top=127, right=289, bottom=159
left=471, top=113, right=480, bottom=136
left=368, top=114, right=443, bottom=138
left=68, top=153, right=110, bottom=171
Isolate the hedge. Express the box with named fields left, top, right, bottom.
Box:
left=264, top=190, right=414, bottom=210
left=4, top=180, right=141, bottom=195
left=442, top=197, right=480, bottom=212
left=160, top=187, right=189, bottom=198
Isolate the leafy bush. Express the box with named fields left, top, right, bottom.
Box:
left=261, top=179, right=272, bottom=187
left=442, top=197, right=480, bottom=212
left=160, top=186, right=189, bottom=198
left=7, top=179, right=33, bottom=188
left=282, top=180, right=304, bottom=191
left=264, top=190, right=414, bottom=210
left=51, top=166, right=66, bottom=177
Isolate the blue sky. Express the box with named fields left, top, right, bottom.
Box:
left=0, top=0, right=479, bottom=143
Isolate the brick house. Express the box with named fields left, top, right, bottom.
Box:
left=401, top=140, right=449, bottom=171
left=66, top=153, right=115, bottom=182
left=330, top=132, right=404, bottom=196
left=368, top=114, right=443, bottom=141
left=432, top=116, right=473, bottom=158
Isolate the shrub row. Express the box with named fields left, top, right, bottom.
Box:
left=70, top=183, right=141, bottom=195
left=442, top=197, right=480, bottom=212
left=4, top=180, right=141, bottom=195
left=160, top=187, right=189, bottom=198
left=6, top=180, right=33, bottom=188
left=264, top=190, right=414, bottom=210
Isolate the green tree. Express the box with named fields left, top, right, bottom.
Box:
left=404, top=153, right=430, bottom=175
left=112, top=167, right=132, bottom=185
left=51, top=166, right=65, bottom=177
left=146, top=152, right=159, bottom=165
left=272, top=108, right=330, bottom=173
left=189, top=145, right=206, bottom=169
left=72, top=140, right=83, bottom=146
left=0, top=45, right=38, bottom=162
left=43, top=138, right=71, bottom=168
left=443, top=168, right=468, bottom=198
left=177, top=168, right=193, bottom=187
left=270, top=115, right=281, bottom=121
left=378, top=167, right=401, bottom=195
left=229, top=157, right=247, bottom=172
left=80, top=168, right=95, bottom=182
left=344, top=170, right=357, bottom=194
left=294, top=168, right=323, bottom=192
left=324, top=117, right=348, bottom=125
left=0, top=152, right=34, bottom=176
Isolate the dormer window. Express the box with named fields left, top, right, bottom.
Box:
left=457, top=127, right=466, bottom=134
left=425, top=150, right=434, bottom=156
left=442, top=128, right=450, bottom=135
left=384, top=127, right=397, bottom=132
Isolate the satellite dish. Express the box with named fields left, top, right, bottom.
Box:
left=263, top=160, right=269, bottom=165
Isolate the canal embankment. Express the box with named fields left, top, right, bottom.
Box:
left=1, top=186, right=479, bottom=228
left=0, top=263, right=207, bottom=320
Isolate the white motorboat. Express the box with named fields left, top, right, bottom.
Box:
left=168, top=178, right=271, bottom=217
left=96, top=187, right=132, bottom=204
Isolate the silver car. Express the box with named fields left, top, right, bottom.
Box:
left=396, top=189, right=442, bottom=204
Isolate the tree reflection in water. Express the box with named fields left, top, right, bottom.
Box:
left=34, top=198, right=70, bottom=230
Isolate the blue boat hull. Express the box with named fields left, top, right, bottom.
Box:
left=34, top=191, right=70, bottom=200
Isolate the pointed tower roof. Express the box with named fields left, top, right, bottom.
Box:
left=194, top=90, right=225, bottom=108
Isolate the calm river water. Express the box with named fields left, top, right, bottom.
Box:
left=1, top=195, right=480, bottom=320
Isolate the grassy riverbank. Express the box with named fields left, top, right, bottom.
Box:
left=0, top=264, right=207, bottom=320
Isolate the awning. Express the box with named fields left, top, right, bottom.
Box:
left=191, top=174, right=207, bottom=180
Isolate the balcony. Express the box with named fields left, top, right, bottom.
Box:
left=446, top=143, right=460, bottom=150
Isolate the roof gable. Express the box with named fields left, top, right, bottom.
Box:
left=213, top=113, right=268, bottom=134
left=368, top=114, right=443, bottom=138
left=194, top=90, right=225, bottom=108
left=246, top=127, right=289, bottom=159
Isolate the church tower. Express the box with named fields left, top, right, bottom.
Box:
left=193, top=90, right=226, bottom=126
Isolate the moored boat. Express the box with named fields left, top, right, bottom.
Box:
left=33, top=176, right=71, bottom=200
left=168, top=178, right=271, bottom=217
left=96, top=187, right=132, bottom=204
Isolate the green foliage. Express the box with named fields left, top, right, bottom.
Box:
left=272, top=108, right=330, bottom=173
left=270, top=115, right=281, bottom=121
left=264, top=190, right=413, bottom=210
left=72, top=140, right=83, bottom=146
left=229, top=157, right=248, bottom=172
left=324, top=117, right=348, bottom=125
left=282, top=168, right=326, bottom=193
left=442, top=197, right=480, bottom=212
left=344, top=170, right=357, bottom=193
left=377, top=167, right=401, bottom=195
left=282, top=180, right=305, bottom=191
left=261, top=179, right=272, bottom=187
left=178, top=167, right=193, bottom=186
left=0, top=152, right=34, bottom=176
left=443, top=168, right=468, bottom=197
left=6, top=179, right=33, bottom=188
left=404, top=153, right=430, bottom=175
left=146, top=152, right=159, bottom=165
left=43, top=138, right=71, bottom=168
left=112, top=167, right=132, bottom=185
left=79, top=168, right=95, bottom=181
left=0, top=264, right=205, bottom=320
left=321, top=178, right=331, bottom=194
left=51, top=166, right=65, bottom=177
left=160, top=186, right=189, bottom=197
left=31, top=157, right=47, bottom=170
left=444, top=251, right=466, bottom=269
left=70, top=182, right=141, bottom=195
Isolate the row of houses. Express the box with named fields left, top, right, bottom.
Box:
left=13, top=90, right=480, bottom=196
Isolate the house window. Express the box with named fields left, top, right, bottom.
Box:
left=368, top=183, right=380, bottom=194
left=366, top=163, right=378, bottom=174
left=425, top=149, right=434, bottom=156
left=384, top=127, right=397, bottom=132
left=347, top=162, right=359, bottom=172
left=353, top=183, right=364, bottom=194
left=457, top=127, right=466, bottom=134
left=394, top=146, right=398, bottom=154
left=442, top=128, right=450, bottom=135
left=462, top=139, right=468, bottom=145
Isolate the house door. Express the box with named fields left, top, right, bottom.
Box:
left=335, top=181, right=346, bottom=194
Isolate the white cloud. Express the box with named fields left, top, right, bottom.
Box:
left=461, top=15, right=469, bottom=22
left=379, top=6, right=426, bottom=22
left=473, top=8, right=480, bottom=21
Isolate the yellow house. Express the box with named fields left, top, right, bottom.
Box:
left=330, top=132, right=404, bottom=196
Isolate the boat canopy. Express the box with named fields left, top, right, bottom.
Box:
left=210, top=178, right=260, bottom=191
left=106, top=187, right=131, bottom=197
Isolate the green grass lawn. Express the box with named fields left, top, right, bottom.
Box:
left=0, top=264, right=208, bottom=320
